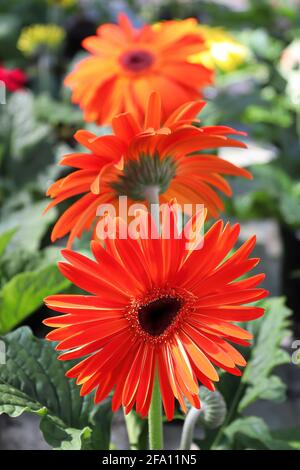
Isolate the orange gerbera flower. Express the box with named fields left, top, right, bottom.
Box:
left=46, top=92, right=251, bottom=247
left=64, top=14, right=213, bottom=124
left=44, top=208, right=268, bottom=420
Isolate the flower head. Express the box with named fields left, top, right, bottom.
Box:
left=0, top=65, right=27, bottom=92
left=44, top=208, right=268, bottom=419
left=17, top=24, right=65, bottom=56
left=46, top=92, right=251, bottom=248
left=191, top=26, right=248, bottom=72
left=64, top=14, right=213, bottom=125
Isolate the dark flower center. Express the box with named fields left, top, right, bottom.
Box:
left=138, top=297, right=183, bottom=337
left=119, top=49, right=154, bottom=72
left=126, top=287, right=196, bottom=345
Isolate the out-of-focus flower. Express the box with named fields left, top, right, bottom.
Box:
left=279, top=39, right=300, bottom=74
left=44, top=207, right=268, bottom=419
left=279, top=39, right=300, bottom=106
left=220, top=140, right=278, bottom=168
left=45, top=92, right=251, bottom=247
left=47, top=0, right=76, bottom=7
left=190, top=26, right=248, bottom=72
left=17, top=24, right=65, bottom=56
left=65, top=14, right=213, bottom=125
left=0, top=65, right=27, bottom=91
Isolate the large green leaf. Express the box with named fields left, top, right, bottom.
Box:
left=0, top=327, right=112, bottom=450
left=271, top=428, right=300, bottom=450
left=0, top=228, right=70, bottom=332
left=0, top=263, right=70, bottom=334
left=0, top=245, right=65, bottom=286
left=230, top=165, right=300, bottom=228
left=35, top=94, right=83, bottom=127
left=0, top=199, right=56, bottom=252
left=222, top=417, right=300, bottom=450
left=8, top=91, right=51, bottom=161
left=0, top=91, right=55, bottom=190
left=239, top=297, right=292, bottom=411
left=280, top=190, right=300, bottom=228
left=0, top=228, right=17, bottom=257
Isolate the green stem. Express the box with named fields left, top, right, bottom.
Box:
left=144, top=185, right=160, bottom=231
left=179, top=407, right=203, bottom=450
left=37, top=52, right=52, bottom=94
left=144, top=185, right=164, bottom=450
left=148, top=371, right=164, bottom=450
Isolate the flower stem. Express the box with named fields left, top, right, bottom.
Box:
left=179, top=407, right=203, bottom=450
left=149, top=371, right=164, bottom=450
left=144, top=185, right=160, bottom=230
left=144, top=186, right=164, bottom=450
left=37, top=52, right=52, bottom=94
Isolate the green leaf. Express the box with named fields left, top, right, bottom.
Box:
left=271, top=428, right=300, bottom=450
left=8, top=91, right=51, bottom=160
left=1, top=91, right=55, bottom=189
left=230, top=164, right=300, bottom=228
left=0, top=228, right=17, bottom=257
left=0, top=246, right=67, bottom=287
left=0, top=199, right=56, bottom=252
left=0, top=263, right=70, bottom=334
left=0, top=248, right=41, bottom=286
left=35, top=94, right=83, bottom=127
left=239, top=29, right=283, bottom=61
left=280, top=190, right=300, bottom=227
left=239, top=298, right=292, bottom=411
left=0, top=327, right=112, bottom=450
left=240, top=376, right=286, bottom=409
left=124, top=410, right=147, bottom=450
left=222, top=417, right=300, bottom=450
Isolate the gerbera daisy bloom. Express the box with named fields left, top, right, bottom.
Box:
left=45, top=92, right=251, bottom=248
left=64, top=14, right=213, bottom=125
left=44, top=208, right=268, bottom=420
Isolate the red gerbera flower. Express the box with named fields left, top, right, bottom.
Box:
left=46, top=92, right=251, bottom=248
left=0, top=65, right=27, bottom=92
left=44, top=208, right=268, bottom=420
left=64, top=14, right=213, bottom=125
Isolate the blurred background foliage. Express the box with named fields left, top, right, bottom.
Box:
left=0, top=0, right=300, bottom=450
